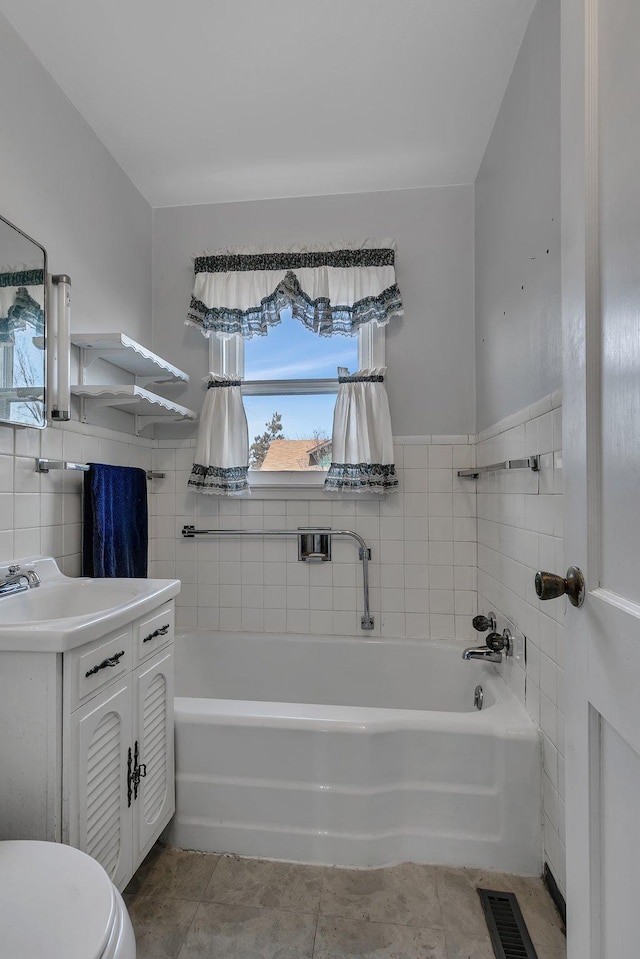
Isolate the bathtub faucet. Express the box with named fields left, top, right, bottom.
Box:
left=462, top=629, right=511, bottom=663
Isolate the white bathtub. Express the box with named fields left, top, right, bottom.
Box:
left=165, top=631, right=542, bottom=874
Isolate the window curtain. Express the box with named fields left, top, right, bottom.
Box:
left=325, top=368, right=398, bottom=494
left=185, top=240, right=402, bottom=495
left=185, top=239, right=403, bottom=338
left=0, top=268, right=45, bottom=343
left=187, top=374, right=249, bottom=495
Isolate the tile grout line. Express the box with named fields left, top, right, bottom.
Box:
left=171, top=850, right=220, bottom=958
left=310, top=866, right=327, bottom=958
left=316, top=915, right=447, bottom=931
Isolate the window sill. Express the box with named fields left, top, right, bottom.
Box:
left=247, top=471, right=384, bottom=500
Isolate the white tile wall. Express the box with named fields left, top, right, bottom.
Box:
left=149, top=436, right=478, bottom=641
left=476, top=391, right=565, bottom=895
left=0, top=419, right=153, bottom=574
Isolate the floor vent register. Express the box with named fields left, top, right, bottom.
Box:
left=478, top=889, right=539, bottom=959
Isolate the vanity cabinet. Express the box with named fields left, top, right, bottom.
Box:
left=0, top=599, right=175, bottom=892
left=65, top=604, right=175, bottom=890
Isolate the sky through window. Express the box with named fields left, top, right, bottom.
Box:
left=244, top=309, right=358, bottom=469
left=244, top=308, right=357, bottom=380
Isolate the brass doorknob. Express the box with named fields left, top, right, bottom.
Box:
left=535, top=567, right=585, bottom=607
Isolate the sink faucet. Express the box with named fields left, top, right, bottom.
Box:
left=463, top=628, right=511, bottom=664
left=0, top=565, right=41, bottom=598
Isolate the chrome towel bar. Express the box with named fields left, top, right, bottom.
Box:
left=457, top=455, right=540, bottom=479
left=182, top=525, right=375, bottom=630
left=35, top=458, right=165, bottom=480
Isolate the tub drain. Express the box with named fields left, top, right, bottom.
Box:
left=478, top=889, right=539, bottom=958
left=474, top=684, right=484, bottom=710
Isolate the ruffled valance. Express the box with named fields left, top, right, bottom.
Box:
left=186, top=239, right=403, bottom=339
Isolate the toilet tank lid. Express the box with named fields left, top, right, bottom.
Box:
left=0, top=840, right=117, bottom=959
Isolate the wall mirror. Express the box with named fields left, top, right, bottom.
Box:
left=0, top=213, right=47, bottom=429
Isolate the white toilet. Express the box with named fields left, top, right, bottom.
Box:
left=0, top=841, right=136, bottom=959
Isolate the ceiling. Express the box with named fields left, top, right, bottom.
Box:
left=0, top=0, right=535, bottom=208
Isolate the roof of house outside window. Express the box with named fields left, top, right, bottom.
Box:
left=259, top=439, right=331, bottom=471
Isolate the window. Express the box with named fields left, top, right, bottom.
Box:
left=210, top=309, right=385, bottom=484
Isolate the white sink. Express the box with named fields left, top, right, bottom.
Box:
left=2, top=580, right=142, bottom=623
left=0, top=557, right=181, bottom=651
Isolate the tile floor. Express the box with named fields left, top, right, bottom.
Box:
left=124, top=844, right=566, bottom=959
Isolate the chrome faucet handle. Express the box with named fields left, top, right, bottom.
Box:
left=472, top=611, right=497, bottom=633
left=0, top=570, right=30, bottom=596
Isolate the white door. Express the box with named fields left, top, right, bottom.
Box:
left=562, top=0, right=640, bottom=955
left=133, top=648, right=175, bottom=863
left=69, top=679, right=133, bottom=891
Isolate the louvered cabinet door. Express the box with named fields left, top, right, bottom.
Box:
left=133, top=647, right=175, bottom=864
left=69, top=680, right=133, bottom=891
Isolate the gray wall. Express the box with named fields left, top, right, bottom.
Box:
left=0, top=15, right=151, bottom=343
left=475, top=0, right=561, bottom=431
left=152, top=186, right=475, bottom=438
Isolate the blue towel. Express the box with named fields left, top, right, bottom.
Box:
left=83, top=464, right=148, bottom=578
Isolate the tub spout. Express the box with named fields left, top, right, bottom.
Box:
left=463, top=628, right=512, bottom=663
left=462, top=645, right=503, bottom=663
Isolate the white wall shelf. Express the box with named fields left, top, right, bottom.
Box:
left=71, top=332, right=189, bottom=385
left=71, top=384, right=198, bottom=435
left=70, top=331, right=196, bottom=434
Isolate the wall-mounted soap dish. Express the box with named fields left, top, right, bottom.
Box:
left=298, top=528, right=331, bottom=562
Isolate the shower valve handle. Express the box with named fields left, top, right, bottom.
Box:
left=486, top=629, right=512, bottom=655
left=472, top=612, right=497, bottom=633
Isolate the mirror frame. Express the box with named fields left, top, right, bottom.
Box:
left=0, top=213, right=48, bottom=430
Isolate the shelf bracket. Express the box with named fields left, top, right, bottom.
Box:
left=134, top=414, right=191, bottom=435
left=77, top=346, right=99, bottom=381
